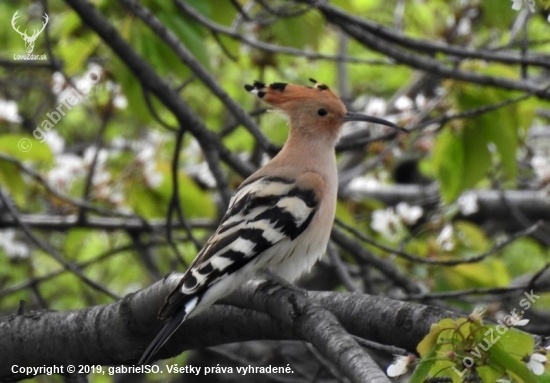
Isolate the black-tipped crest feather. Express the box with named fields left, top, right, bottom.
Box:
left=269, top=82, right=287, bottom=91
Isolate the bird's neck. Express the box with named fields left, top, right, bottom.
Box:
left=271, top=129, right=338, bottom=177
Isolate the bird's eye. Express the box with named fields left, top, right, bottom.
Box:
left=317, top=108, right=327, bottom=116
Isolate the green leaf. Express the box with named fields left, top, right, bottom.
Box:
left=443, top=260, right=509, bottom=289
left=158, top=12, right=209, bottom=70
left=268, top=10, right=324, bottom=50
left=462, top=125, right=491, bottom=190
left=0, top=134, right=53, bottom=162
left=484, top=118, right=518, bottom=181
left=454, top=221, right=489, bottom=252
left=112, top=59, right=153, bottom=123
left=535, top=374, right=550, bottom=383
left=482, top=1, right=516, bottom=28
left=477, top=364, right=506, bottom=383
left=454, top=83, right=520, bottom=182
left=177, top=172, right=216, bottom=219
left=417, top=318, right=456, bottom=356
left=410, top=345, right=437, bottom=383
left=497, top=326, right=535, bottom=358
left=432, top=128, right=464, bottom=202
left=222, top=126, right=256, bottom=153
left=126, top=184, right=165, bottom=218
left=489, top=336, right=537, bottom=383
left=206, top=0, right=237, bottom=26
left=502, top=238, right=546, bottom=278
left=65, top=230, right=110, bottom=262
left=0, top=162, right=26, bottom=205
left=57, top=37, right=100, bottom=75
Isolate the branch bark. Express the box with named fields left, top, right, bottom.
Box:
left=0, top=274, right=462, bottom=382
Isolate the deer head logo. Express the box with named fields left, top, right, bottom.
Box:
left=11, top=11, right=49, bottom=54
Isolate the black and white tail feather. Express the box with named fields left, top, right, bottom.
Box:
left=138, top=297, right=196, bottom=365
left=138, top=175, right=318, bottom=365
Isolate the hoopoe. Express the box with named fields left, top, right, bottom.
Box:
left=138, top=79, right=403, bottom=365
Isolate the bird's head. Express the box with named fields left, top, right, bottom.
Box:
left=245, top=79, right=405, bottom=142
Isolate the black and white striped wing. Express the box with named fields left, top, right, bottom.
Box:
left=138, top=175, right=319, bottom=365
left=159, top=175, right=318, bottom=320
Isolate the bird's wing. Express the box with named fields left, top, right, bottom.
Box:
left=138, top=174, right=321, bottom=365
left=159, top=174, right=321, bottom=320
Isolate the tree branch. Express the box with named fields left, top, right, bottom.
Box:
left=1, top=274, right=466, bottom=382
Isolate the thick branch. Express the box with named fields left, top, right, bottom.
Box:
left=228, top=280, right=391, bottom=383
left=1, top=275, right=463, bottom=382
left=1, top=187, right=546, bottom=231
left=345, top=184, right=550, bottom=224
left=0, top=278, right=291, bottom=382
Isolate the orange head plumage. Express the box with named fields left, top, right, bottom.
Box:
left=245, top=79, right=405, bottom=141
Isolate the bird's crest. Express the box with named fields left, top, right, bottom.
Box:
left=244, top=78, right=342, bottom=108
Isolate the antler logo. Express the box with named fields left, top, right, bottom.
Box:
left=11, top=11, right=49, bottom=54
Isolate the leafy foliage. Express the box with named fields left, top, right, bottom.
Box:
left=0, top=0, right=549, bottom=381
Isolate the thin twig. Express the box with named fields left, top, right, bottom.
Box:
left=335, top=218, right=543, bottom=266
left=0, top=188, right=119, bottom=299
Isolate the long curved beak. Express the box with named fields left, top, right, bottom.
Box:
left=343, top=111, right=408, bottom=132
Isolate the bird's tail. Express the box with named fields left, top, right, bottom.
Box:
left=138, top=295, right=199, bottom=365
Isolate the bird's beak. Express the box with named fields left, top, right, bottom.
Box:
left=342, top=112, right=408, bottom=132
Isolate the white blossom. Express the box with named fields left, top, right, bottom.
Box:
left=395, top=96, right=414, bottom=111
left=506, top=314, right=529, bottom=327
left=511, top=0, right=536, bottom=13
left=84, top=146, right=108, bottom=168
left=365, top=97, right=387, bottom=116
left=436, top=225, right=455, bottom=251
left=47, top=153, right=86, bottom=191
left=113, top=94, right=128, bottom=109
left=0, top=230, right=29, bottom=259
left=396, top=202, right=423, bottom=225
left=104, top=82, right=128, bottom=109
left=458, top=192, right=479, bottom=216
left=348, top=175, right=382, bottom=194
left=74, top=63, right=103, bottom=95
left=183, top=138, right=216, bottom=188
left=526, top=353, right=546, bottom=375
left=0, top=99, right=21, bottom=123
left=387, top=355, right=414, bottom=377
left=147, top=130, right=171, bottom=146
left=371, top=208, right=403, bottom=240
left=111, top=136, right=129, bottom=152
left=51, top=72, right=66, bottom=95
left=43, top=130, right=65, bottom=154
left=110, top=190, right=125, bottom=205
left=131, top=134, right=166, bottom=188
left=456, top=17, right=472, bottom=36
left=136, top=145, right=156, bottom=164
left=531, top=156, right=550, bottom=182
left=415, top=93, right=427, bottom=109
left=185, top=162, right=216, bottom=188
left=143, top=161, right=163, bottom=188
left=92, top=169, right=111, bottom=186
